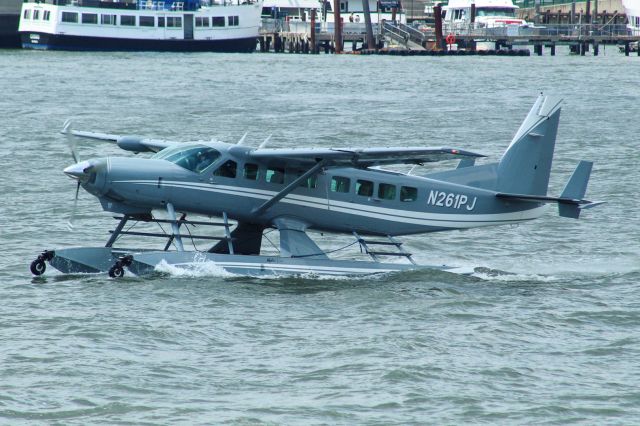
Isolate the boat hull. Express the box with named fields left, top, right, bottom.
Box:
left=21, top=32, right=257, bottom=52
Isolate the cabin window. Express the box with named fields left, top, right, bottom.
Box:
left=212, top=16, right=225, bottom=27
left=243, top=163, right=259, bottom=180
left=378, top=183, right=396, bottom=200
left=214, top=160, right=237, bottom=178
left=331, top=176, right=350, bottom=193
left=120, top=15, right=136, bottom=26
left=61, top=11, right=78, bottom=23
left=299, top=175, right=317, bottom=189
left=340, top=1, right=347, bottom=12
left=140, top=16, right=154, bottom=27
left=400, top=186, right=417, bottom=202
left=158, top=17, right=165, bottom=27
left=23, top=9, right=31, bottom=20
left=266, top=167, right=285, bottom=184
left=195, top=17, right=209, bottom=27
left=228, top=16, right=239, bottom=26
left=166, top=17, right=182, bottom=27
left=356, top=179, right=373, bottom=197
left=101, top=14, right=116, bottom=25
left=82, top=13, right=98, bottom=24
left=43, top=10, right=50, bottom=21
left=293, top=171, right=317, bottom=188
left=33, top=9, right=40, bottom=20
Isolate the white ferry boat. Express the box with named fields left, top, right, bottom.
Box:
left=622, top=0, right=640, bottom=34
left=19, top=0, right=263, bottom=52
left=443, top=0, right=526, bottom=30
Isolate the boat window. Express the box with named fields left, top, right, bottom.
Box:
left=212, top=16, right=225, bottom=27
left=340, top=1, right=347, bottom=12
left=356, top=179, right=373, bottom=197
left=101, top=14, right=116, bottom=25
left=82, top=13, right=98, bottom=24
left=400, top=186, right=417, bottom=202
left=33, top=9, right=40, bottom=20
left=243, top=163, right=259, bottom=180
left=61, top=11, right=78, bottom=23
left=158, top=17, right=165, bottom=27
left=196, top=17, right=210, bottom=27
left=43, top=10, right=50, bottom=21
left=378, top=183, right=396, bottom=200
left=214, top=160, right=237, bottom=178
left=120, top=15, right=136, bottom=26
left=23, top=9, right=31, bottom=20
left=228, top=16, right=239, bottom=26
left=153, top=145, right=221, bottom=173
left=266, top=167, right=285, bottom=184
left=140, top=16, right=154, bottom=27
left=477, top=7, right=515, bottom=17
left=167, top=16, right=182, bottom=27
left=331, top=176, right=350, bottom=193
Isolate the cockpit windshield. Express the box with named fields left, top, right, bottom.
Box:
left=152, top=144, right=221, bottom=173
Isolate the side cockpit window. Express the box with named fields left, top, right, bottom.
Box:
left=214, top=160, right=237, bottom=178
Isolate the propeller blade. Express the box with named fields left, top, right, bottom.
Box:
left=67, top=181, right=81, bottom=230
left=62, top=120, right=81, bottom=164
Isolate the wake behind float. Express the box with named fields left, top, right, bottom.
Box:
left=30, top=94, right=602, bottom=278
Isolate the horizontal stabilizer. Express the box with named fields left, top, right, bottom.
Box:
left=496, top=160, right=603, bottom=219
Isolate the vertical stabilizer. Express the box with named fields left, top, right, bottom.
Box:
left=497, top=95, right=562, bottom=196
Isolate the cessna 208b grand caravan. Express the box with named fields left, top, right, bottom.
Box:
left=31, top=95, right=601, bottom=278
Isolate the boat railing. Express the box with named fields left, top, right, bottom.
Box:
left=22, top=0, right=256, bottom=10
left=444, top=22, right=634, bottom=38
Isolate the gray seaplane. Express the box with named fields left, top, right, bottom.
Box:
left=31, top=95, right=602, bottom=278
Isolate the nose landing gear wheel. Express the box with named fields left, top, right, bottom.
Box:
left=108, top=255, right=133, bottom=278
left=108, top=265, right=124, bottom=278
left=30, top=250, right=55, bottom=276
left=30, top=259, right=46, bottom=276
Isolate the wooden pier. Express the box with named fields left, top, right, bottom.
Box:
left=258, top=20, right=640, bottom=56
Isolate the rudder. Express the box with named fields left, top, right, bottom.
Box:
left=497, top=95, right=563, bottom=196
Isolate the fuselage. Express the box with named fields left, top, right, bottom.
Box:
left=71, top=141, right=545, bottom=237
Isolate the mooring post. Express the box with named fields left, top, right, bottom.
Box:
left=593, top=41, right=599, bottom=56
left=333, top=0, right=343, bottom=53
left=469, top=3, right=476, bottom=51
left=310, top=8, right=317, bottom=54
left=550, top=43, right=556, bottom=56
left=434, top=4, right=444, bottom=50
left=624, top=41, right=630, bottom=56
left=534, top=44, right=542, bottom=55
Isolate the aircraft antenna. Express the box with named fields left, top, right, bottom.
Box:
left=258, top=135, right=272, bottom=149
left=236, top=132, right=248, bottom=145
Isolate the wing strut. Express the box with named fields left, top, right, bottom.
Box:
left=251, top=160, right=327, bottom=216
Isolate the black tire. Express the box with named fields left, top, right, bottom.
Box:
left=109, top=265, right=124, bottom=278
left=30, top=259, right=46, bottom=276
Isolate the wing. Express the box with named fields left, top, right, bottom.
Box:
left=62, top=120, right=176, bottom=153
left=248, top=146, right=485, bottom=168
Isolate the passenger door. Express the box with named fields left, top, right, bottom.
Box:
left=184, top=14, right=194, bottom=39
